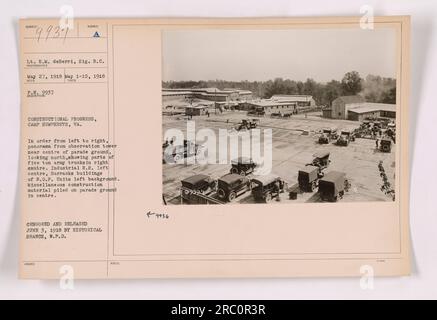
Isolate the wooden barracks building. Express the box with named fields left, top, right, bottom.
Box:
left=240, top=95, right=316, bottom=114
left=323, top=95, right=396, bottom=121
left=162, top=88, right=253, bottom=103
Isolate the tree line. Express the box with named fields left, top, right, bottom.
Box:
left=163, top=71, right=396, bottom=106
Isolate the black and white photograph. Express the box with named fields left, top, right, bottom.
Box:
left=4, top=0, right=437, bottom=300
left=162, top=27, right=398, bottom=205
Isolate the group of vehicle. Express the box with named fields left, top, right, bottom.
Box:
left=297, top=151, right=330, bottom=192
left=378, top=161, right=395, bottom=201
left=318, top=128, right=355, bottom=147
left=270, top=112, right=293, bottom=119
left=234, top=119, right=259, bottom=131
left=247, top=108, right=266, bottom=117
left=180, top=153, right=350, bottom=204
left=354, top=119, right=396, bottom=143
left=298, top=151, right=351, bottom=201
left=318, top=118, right=396, bottom=149
left=162, top=139, right=202, bottom=164
left=246, top=109, right=298, bottom=118
left=379, top=138, right=392, bottom=153
left=181, top=157, right=283, bottom=204
left=181, top=157, right=285, bottom=203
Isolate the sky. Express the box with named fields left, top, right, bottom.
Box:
left=162, top=27, right=397, bottom=83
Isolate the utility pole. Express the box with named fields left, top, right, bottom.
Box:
left=215, top=88, right=217, bottom=114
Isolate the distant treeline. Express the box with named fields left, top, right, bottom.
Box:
left=163, top=71, right=396, bottom=106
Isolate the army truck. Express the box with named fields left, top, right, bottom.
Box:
left=298, top=165, right=321, bottom=192
left=380, top=138, right=392, bottom=153
left=318, top=128, right=335, bottom=144
left=307, top=151, right=331, bottom=170
left=251, top=174, right=286, bottom=203
left=181, top=174, right=217, bottom=204
left=270, top=112, right=284, bottom=119
left=318, top=171, right=350, bottom=202
left=217, top=174, right=251, bottom=202
left=336, top=130, right=352, bottom=146
left=247, top=107, right=265, bottom=117
left=230, top=157, right=257, bottom=176
left=162, top=139, right=201, bottom=163
left=235, top=119, right=259, bottom=131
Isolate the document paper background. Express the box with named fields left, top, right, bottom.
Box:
left=19, top=17, right=410, bottom=279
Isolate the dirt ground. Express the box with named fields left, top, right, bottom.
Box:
left=162, top=111, right=396, bottom=204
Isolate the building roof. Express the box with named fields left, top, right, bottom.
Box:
left=163, top=87, right=253, bottom=98
left=163, top=88, right=194, bottom=92
left=196, top=92, right=229, bottom=98
left=186, top=105, right=208, bottom=109
left=162, top=91, right=192, bottom=96
left=194, top=88, right=220, bottom=93
left=333, top=95, right=365, bottom=105
left=238, top=90, right=253, bottom=95
left=271, top=95, right=313, bottom=102
left=223, top=88, right=252, bottom=94
left=347, top=103, right=396, bottom=114
left=247, top=100, right=296, bottom=108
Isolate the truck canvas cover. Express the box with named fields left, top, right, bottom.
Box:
left=181, top=174, right=209, bottom=188
left=231, top=157, right=254, bottom=165
left=313, top=151, right=330, bottom=159
left=251, top=174, right=280, bottom=186
left=319, top=171, right=345, bottom=194
left=218, top=173, right=242, bottom=185
left=298, top=165, right=319, bottom=183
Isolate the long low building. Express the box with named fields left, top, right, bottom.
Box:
left=239, top=95, right=316, bottom=114
left=161, top=91, right=193, bottom=101
left=162, top=87, right=253, bottom=103
left=325, top=95, right=396, bottom=121
left=346, top=103, right=396, bottom=121
left=241, top=100, right=298, bottom=114
left=270, top=95, right=316, bottom=107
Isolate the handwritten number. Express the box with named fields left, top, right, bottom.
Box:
left=63, top=27, right=69, bottom=43
left=36, top=27, right=42, bottom=42
left=54, top=26, right=61, bottom=38
left=34, top=25, right=69, bottom=44
left=45, top=25, right=53, bottom=41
